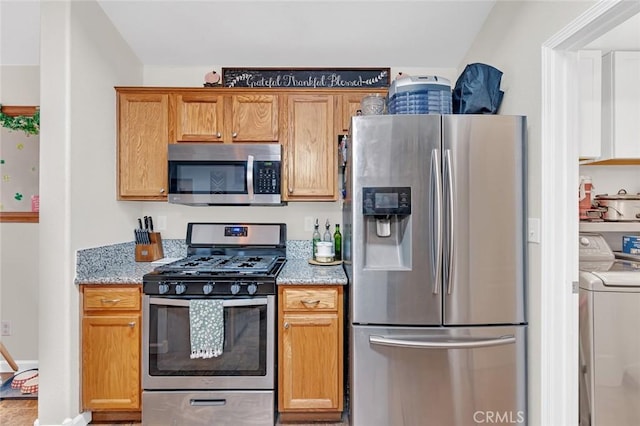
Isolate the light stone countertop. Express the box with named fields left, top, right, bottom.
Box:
left=74, top=240, right=186, bottom=285
left=277, top=259, right=347, bottom=286
left=74, top=239, right=347, bottom=286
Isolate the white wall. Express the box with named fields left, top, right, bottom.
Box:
left=0, top=65, right=40, bottom=365
left=458, top=1, right=595, bottom=424
left=38, top=0, right=142, bottom=423
left=579, top=164, right=640, bottom=195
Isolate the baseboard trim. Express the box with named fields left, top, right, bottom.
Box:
left=33, top=411, right=92, bottom=426
left=1, top=359, right=38, bottom=373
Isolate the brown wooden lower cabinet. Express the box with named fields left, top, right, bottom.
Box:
left=278, top=285, right=344, bottom=422
left=80, top=284, right=141, bottom=421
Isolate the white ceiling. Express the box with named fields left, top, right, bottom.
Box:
left=1, top=0, right=497, bottom=67
left=1, top=1, right=639, bottom=68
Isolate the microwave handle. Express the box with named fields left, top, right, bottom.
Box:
left=247, top=155, right=255, bottom=202
left=148, top=297, right=268, bottom=308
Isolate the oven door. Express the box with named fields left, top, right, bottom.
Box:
left=143, top=295, right=275, bottom=390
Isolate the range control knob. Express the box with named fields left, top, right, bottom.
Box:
left=247, top=283, right=258, bottom=295
left=158, top=282, right=170, bottom=295
left=579, top=236, right=590, bottom=247
left=230, top=283, right=241, bottom=295
left=175, top=283, right=187, bottom=295
left=203, top=283, right=214, bottom=295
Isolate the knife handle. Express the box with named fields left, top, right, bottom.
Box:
left=148, top=216, right=154, bottom=232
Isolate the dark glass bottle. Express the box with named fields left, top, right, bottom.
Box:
left=333, top=224, right=342, bottom=261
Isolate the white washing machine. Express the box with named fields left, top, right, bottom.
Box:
left=579, top=233, right=640, bottom=426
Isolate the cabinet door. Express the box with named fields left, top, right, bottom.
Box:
left=283, top=94, right=337, bottom=201
left=338, top=93, right=366, bottom=134
left=230, top=94, right=279, bottom=142
left=82, top=314, right=140, bottom=410
left=337, top=91, right=387, bottom=134
left=578, top=50, right=602, bottom=160
left=174, top=93, right=224, bottom=142
left=610, top=51, right=640, bottom=158
left=280, top=312, right=341, bottom=410
left=602, top=51, right=640, bottom=160
left=118, top=92, right=169, bottom=200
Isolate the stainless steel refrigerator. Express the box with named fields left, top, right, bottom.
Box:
left=343, top=114, right=527, bottom=426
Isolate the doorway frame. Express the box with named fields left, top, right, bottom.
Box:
left=540, top=1, right=640, bottom=424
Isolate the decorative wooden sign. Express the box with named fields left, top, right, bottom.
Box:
left=222, top=68, right=390, bottom=89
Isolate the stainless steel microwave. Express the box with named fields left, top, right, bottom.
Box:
left=168, top=143, right=283, bottom=206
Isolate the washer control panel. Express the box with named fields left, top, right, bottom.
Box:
left=579, top=233, right=614, bottom=262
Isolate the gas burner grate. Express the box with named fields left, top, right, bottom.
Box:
left=156, top=254, right=280, bottom=275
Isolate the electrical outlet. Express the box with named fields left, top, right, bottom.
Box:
left=1, top=320, right=11, bottom=336
left=304, top=217, right=314, bottom=232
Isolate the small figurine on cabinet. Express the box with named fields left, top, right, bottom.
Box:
left=203, top=70, right=221, bottom=87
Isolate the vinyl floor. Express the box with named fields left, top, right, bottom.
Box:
left=0, top=372, right=38, bottom=426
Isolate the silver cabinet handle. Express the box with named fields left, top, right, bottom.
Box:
left=159, top=188, right=165, bottom=193
left=369, top=334, right=516, bottom=349
left=215, top=132, right=221, bottom=138
left=128, top=322, right=136, bottom=328
left=232, top=132, right=238, bottom=138
left=284, top=322, right=290, bottom=329
left=100, top=298, right=121, bottom=304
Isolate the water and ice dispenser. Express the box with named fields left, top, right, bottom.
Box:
left=362, top=187, right=412, bottom=270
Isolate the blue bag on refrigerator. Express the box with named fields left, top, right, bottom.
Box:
left=452, top=63, right=504, bottom=114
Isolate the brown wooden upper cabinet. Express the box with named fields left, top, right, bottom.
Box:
left=282, top=94, right=337, bottom=201
left=116, top=87, right=387, bottom=202
left=172, top=92, right=278, bottom=143
left=117, top=90, right=170, bottom=200
left=336, top=90, right=387, bottom=134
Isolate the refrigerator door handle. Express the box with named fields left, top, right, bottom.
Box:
left=430, top=149, right=443, bottom=294
left=369, top=334, right=516, bottom=349
left=444, top=149, right=454, bottom=295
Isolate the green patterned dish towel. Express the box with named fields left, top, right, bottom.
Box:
left=189, top=299, right=224, bottom=358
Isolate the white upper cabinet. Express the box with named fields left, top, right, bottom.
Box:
left=578, top=50, right=602, bottom=160
left=601, top=51, right=640, bottom=160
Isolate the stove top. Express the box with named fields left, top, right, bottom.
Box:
left=143, top=222, right=287, bottom=297
left=156, top=255, right=280, bottom=275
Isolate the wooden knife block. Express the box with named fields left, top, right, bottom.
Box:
left=135, top=232, right=164, bottom=262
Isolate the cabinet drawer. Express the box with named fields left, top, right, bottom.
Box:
left=83, top=287, right=140, bottom=312
left=282, top=287, right=338, bottom=312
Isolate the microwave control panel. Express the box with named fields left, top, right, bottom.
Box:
left=254, top=161, right=281, bottom=194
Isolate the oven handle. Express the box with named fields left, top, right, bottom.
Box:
left=190, top=399, right=226, bottom=407
left=148, top=297, right=268, bottom=308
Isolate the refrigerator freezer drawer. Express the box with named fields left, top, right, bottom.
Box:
left=350, top=325, right=527, bottom=426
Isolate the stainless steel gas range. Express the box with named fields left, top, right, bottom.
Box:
left=142, top=223, right=286, bottom=426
